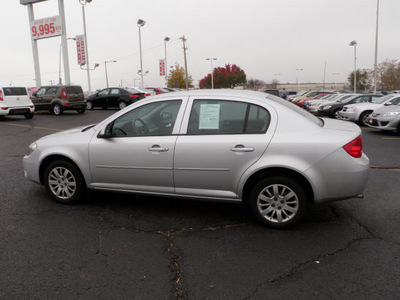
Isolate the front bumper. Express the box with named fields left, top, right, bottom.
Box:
left=368, top=116, right=400, bottom=131
left=338, top=111, right=358, bottom=122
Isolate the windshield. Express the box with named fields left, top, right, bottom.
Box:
left=267, top=94, right=323, bottom=127
left=337, top=95, right=359, bottom=103
left=372, top=95, right=392, bottom=104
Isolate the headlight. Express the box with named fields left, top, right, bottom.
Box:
left=346, top=107, right=357, bottom=112
left=383, top=111, right=400, bottom=117
left=323, top=106, right=331, bottom=109
left=27, top=142, right=37, bottom=156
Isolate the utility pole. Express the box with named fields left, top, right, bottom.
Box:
left=180, top=36, right=189, bottom=89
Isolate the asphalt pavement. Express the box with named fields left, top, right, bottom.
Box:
left=0, top=110, right=399, bottom=299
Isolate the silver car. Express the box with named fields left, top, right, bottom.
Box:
left=23, top=90, right=369, bottom=228
left=368, top=103, right=400, bottom=133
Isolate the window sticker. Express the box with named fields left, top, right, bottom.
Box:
left=199, top=104, right=220, bottom=129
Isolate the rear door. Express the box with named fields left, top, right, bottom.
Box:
left=174, top=96, right=274, bottom=199
left=2, top=87, right=30, bottom=107
left=66, top=86, right=84, bottom=103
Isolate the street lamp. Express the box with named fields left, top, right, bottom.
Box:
left=104, top=60, right=117, bottom=88
left=373, top=0, right=380, bottom=93
left=349, top=40, right=357, bottom=93
left=137, top=19, right=146, bottom=88
left=332, top=72, right=340, bottom=90
left=164, top=37, right=170, bottom=87
left=206, top=58, right=217, bottom=89
left=59, top=37, right=75, bottom=84
left=79, top=0, right=93, bottom=95
left=80, top=63, right=99, bottom=70
left=296, top=68, right=303, bottom=92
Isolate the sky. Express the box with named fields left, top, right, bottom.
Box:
left=1, top=0, right=400, bottom=92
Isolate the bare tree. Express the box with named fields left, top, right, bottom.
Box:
left=245, top=78, right=265, bottom=91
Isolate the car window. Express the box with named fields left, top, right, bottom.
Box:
left=45, top=87, right=58, bottom=95
left=35, top=87, right=47, bottom=96
left=389, top=97, right=400, bottom=105
left=98, top=89, right=110, bottom=96
left=110, top=89, right=120, bottom=95
left=187, top=99, right=270, bottom=135
left=2, top=87, right=27, bottom=96
left=109, top=100, right=182, bottom=137
left=65, top=86, right=83, bottom=94
left=354, top=96, right=370, bottom=103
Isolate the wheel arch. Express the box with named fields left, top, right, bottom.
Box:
left=39, top=154, right=86, bottom=187
left=241, top=167, right=315, bottom=205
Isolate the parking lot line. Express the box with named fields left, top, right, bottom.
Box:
left=370, top=165, right=400, bottom=172
left=0, top=123, right=64, bottom=132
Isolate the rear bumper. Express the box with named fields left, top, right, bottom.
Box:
left=0, top=106, right=34, bottom=116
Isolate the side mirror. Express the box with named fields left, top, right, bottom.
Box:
left=98, top=122, right=114, bottom=138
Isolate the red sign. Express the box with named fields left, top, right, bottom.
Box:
left=30, top=15, right=62, bottom=40
left=159, top=59, right=166, bottom=76
left=76, top=35, right=86, bottom=65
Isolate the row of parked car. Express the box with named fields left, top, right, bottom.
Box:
left=287, top=90, right=400, bottom=133
left=0, top=85, right=180, bottom=119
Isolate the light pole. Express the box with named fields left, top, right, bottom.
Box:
left=206, top=58, right=217, bottom=89
left=137, top=19, right=146, bottom=88
left=104, top=60, right=117, bottom=88
left=349, top=40, right=357, bottom=93
left=59, top=37, right=76, bottom=85
left=164, top=37, right=170, bottom=87
left=332, top=72, right=339, bottom=90
left=373, top=0, right=380, bottom=93
left=296, top=68, right=303, bottom=92
left=79, top=0, right=93, bottom=95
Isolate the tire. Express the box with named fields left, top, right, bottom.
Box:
left=86, top=101, right=93, bottom=110
left=77, top=108, right=86, bottom=114
left=53, top=104, right=63, bottom=116
left=24, top=113, right=34, bottom=119
left=397, top=122, right=400, bottom=135
left=44, top=160, right=85, bottom=204
left=118, top=101, right=127, bottom=110
left=331, top=108, right=341, bottom=119
left=358, top=111, right=372, bottom=126
left=248, top=176, right=307, bottom=229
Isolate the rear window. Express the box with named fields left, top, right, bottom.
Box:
left=2, top=87, right=27, bottom=96
left=65, top=86, right=83, bottom=94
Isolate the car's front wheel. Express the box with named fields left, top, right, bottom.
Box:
left=52, top=104, right=63, bottom=116
left=331, top=108, right=341, bottom=119
left=248, top=176, right=307, bottom=228
left=44, top=160, right=85, bottom=204
left=359, top=111, right=372, bottom=126
left=86, top=101, right=93, bottom=110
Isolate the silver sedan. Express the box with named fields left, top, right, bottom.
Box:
left=23, top=90, right=369, bottom=228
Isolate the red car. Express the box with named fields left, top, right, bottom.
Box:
left=297, top=93, right=328, bottom=107
left=145, top=87, right=170, bottom=95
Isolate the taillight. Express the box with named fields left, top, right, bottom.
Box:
left=145, top=93, right=151, bottom=97
left=0, top=90, right=3, bottom=101
left=61, top=89, right=67, bottom=98
left=129, top=94, right=139, bottom=98
left=343, top=135, right=363, bottom=158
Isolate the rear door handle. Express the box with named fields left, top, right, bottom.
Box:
left=230, top=144, right=254, bottom=152
left=148, top=145, right=169, bottom=152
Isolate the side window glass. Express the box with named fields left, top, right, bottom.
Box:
left=110, top=100, right=182, bottom=137
left=36, top=88, right=46, bottom=96
left=187, top=100, right=270, bottom=135
left=390, top=97, right=400, bottom=105
left=45, top=87, right=58, bottom=95
left=110, top=89, right=120, bottom=95
left=98, top=89, right=109, bottom=96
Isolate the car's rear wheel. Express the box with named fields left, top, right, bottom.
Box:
left=86, top=101, right=93, bottom=110
left=44, top=160, right=85, bottom=204
left=119, top=101, right=127, bottom=110
left=52, top=104, right=63, bottom=116
left=24, top=113, right=34, bottom=119
left=397, top=122, right=400, bottom=135
left=77, top=108, right=86, bottom=114
left=248, top=176, right=307, bottom=228
left=359, top=111, right=372, bottom=126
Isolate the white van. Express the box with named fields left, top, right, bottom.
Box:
left=0, top=87, right=35, bottom=119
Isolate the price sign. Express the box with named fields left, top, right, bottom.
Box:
left=159, top=59, right=166, bottom=76
left=76, top=35, right=86, bottom=65
left=31, top=15, right=62, bottom=40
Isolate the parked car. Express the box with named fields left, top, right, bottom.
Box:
left=145, top=87, right=170, bottom=95
left=297, top=93, right=328, bottom=107
left=0, top=86, right=35, bottom=119
left=338, top=94, right=400, bottom=126
left=368, top=103, right=400, bottom=133
left=292, top=90, right=336, bottom=104
left=305, top=94, right=355, bottom=114
left=318, top=94, right=382, bottom=119
left=31, top=85, right=86, bottom=115
left=280, top=91, right=297, bottom=100
left=22, top=90, right=369, bottom=229
left=262, top=89, right=280, bottom=97
left=86, top=87, right=146, bottom=110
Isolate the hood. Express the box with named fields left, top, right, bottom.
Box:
left=372, top=104, right=400, bottom=114
left=38, top=124, right=96, bottom=141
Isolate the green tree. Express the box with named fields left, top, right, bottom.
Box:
left=347, top=69, right=372, bottom=91
left=167, top=64, right=194, bottom=89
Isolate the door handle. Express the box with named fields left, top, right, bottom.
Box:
left=230, top=144, right=254, bottom=152
left=148, top=145, right=169, bottom=152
